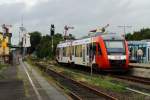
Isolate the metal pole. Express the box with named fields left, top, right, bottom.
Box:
left=19, top=31, right=20, bottom=45
left=118, top=25, right=132, bottom=38
left=52, top=36, right=53, bottom=52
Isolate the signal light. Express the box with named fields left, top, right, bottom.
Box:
left=50, top=24, right=55, bottom=36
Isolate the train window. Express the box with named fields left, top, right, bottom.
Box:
left=75, top=45, right=82, bottom=57
left=66, top=47, right=69, bottom=57
left=68, top=46, right=72, bottom=57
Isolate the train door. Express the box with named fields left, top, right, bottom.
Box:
left=57, top=48, right=62, bottom=62
left=89, top=43, right=96, bottom=64
left=71, top=46, right=75, bottom=63
left=95, top=43, right=103, bottom=68
left=82, top=45, right=86, bottom=64
left=86, top=44, right=90, bottom=66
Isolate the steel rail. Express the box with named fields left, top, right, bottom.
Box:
left=35, top=63, right=118, bottom=100
left=112, top=75, right=150, bottom=85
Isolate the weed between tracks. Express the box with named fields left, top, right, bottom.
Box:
left=26, top=58, right=150, bottom=100
left=57, top=66, right=126, bottom=92
left=27, top=58, right=126, bottom=92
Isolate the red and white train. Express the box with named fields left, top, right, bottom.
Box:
left=56, top=32, right=129, bottom=71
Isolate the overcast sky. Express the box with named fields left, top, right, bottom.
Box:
left=0, top=0, right=150, bottom=44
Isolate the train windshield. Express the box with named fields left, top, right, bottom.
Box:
left=105, top=41, right=125, bottom=54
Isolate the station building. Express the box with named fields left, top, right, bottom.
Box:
left=128, top=40, right=150, bottom=63
left=0, top=32, right=12, bottom=63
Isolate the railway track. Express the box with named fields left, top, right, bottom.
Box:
left=58, top=63, right=150, bottom=85
left=36, top=63, right=118, bottom=100
left=46, top=62, right=150, bottom=86
left=111, top=75, right=150, bottom=85
left=45, top=62, right=150, bottom=85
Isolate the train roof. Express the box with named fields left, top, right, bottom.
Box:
left=101, top=34, right=124, bottom=40
left=57, top=38, right=91, bottom=47
left=88, top=32, right=124, bottom=40
left=57, top=33, right=125, bottom=48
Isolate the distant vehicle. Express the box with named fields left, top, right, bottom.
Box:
left=56, top=32, right=129, bottom=72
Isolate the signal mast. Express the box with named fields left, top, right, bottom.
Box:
left=64, top=25, right=74, bottom=40
left=90, top=24, right=109, bottom=33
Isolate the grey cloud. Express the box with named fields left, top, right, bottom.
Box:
left=0, top=0, right=150, bottom=44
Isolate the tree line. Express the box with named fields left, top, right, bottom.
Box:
left=125, top=28, right=150, bottom=40
left=28, top=31, right=75, bottom=59
left=28, top=28, right=150, bottom=59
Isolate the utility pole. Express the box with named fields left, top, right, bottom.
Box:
left=118, top=25, right=132, bottom=38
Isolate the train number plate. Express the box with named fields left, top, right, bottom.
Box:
left=115, top=56, right=121, bottom=60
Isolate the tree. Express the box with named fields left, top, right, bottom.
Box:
left=36, top=35, right=51, bottom=58
left=36, top=33, right=64, bottom=59
left=125, top=28, right=150, bottom=41
left=64, top=34, right=75, bottom=40
left=29, top=31, right=42, bottom=53
left=29, top=31, right=75, bottom=59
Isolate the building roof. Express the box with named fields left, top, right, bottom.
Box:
left=128, top=41, right=150, bottom=46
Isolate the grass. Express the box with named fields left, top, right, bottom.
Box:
left=0, top=63, right=8, bottom=70
left=60, top=66, right=126, bottom=92
left=0, top=63, right=9, bottom=79
left=27, top=57, right=127, bottom=92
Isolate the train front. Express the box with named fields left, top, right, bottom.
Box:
left=102, top=35, right=129, bottom=71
